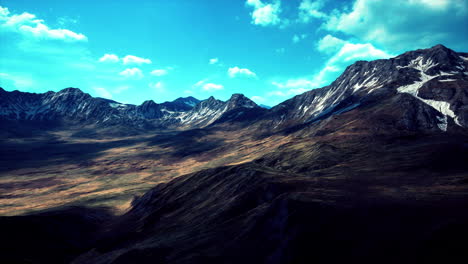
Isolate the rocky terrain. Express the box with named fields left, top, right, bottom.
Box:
left=0, top=45, right=467, bottom=263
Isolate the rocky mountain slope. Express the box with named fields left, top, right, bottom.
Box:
left=264, top=45, right=468, bottom=132
left=1, top=45, right=467, bottom=134
left=0, top=88, right=259, bottom=129
left=4, top=45, right=466, bottom=136
left=1, top=45, right=468, bottom=264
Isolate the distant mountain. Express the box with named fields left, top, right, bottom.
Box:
left=160, top=96, right=200, bottom=112
left=3, top=45, right=465, bottom=134
left=178, top=94, right=261, bottom=127
left=0, top=89, right=261, bottom=129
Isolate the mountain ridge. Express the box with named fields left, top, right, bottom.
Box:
left=0, top=87, right=262, bottom=129
left=2, top=44, right=466, bottom=134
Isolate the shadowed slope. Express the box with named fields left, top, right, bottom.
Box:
left=71, top=131, right=468, bottom=264
left=0, top=206, right=114, bottom=264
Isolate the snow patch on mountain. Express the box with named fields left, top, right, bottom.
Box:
left=397, top=68, right=460, bottom=131
left=397, top=56, right=439, bottom=72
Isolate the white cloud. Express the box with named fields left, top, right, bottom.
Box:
left=298, top=0, right=328, bottom=23
left=228, top=66, right=257, bottom=78
left=0, top=72, right=34, bottom=89
left=0, top=6, right=87, bottom=42
left=272, top=79, right=315, bottom=90
left=317, top=34, right=346, bottom=54
left=150, top=69, right=168, bottom=76
left=119, top=68, right=143, bottom=79
left=246, top=0, right=281, bottom=26
left=122, top=55, right=151, bottom=65
left=98, top=54, right=119, bottom=63
left=269, top=40, right=393, bottom=98
left=57, top=16, right=78, bottom=27
left=209, top=58, right=219, bottom=64
left=324, top=0, right=468, bottom=51
left=311, top=41, right=393, bottom=87
left=149, top=81, right=165, bottom=92
left=193, top=79, right=224, bottom=91
left=327, top=42, right=393, bottom=65
left=114, top=85, right=130, bottom=94
left=251, top=95, right=266, bottom=103
left=193, top=79, right=207, bottom=88
left=292, top=34, right=307, bottom=43
left=93, top=87, right=112, bottom=99
left=202, top=83, right=224, bottom=91
left=271, top=79, right=314, bottom=96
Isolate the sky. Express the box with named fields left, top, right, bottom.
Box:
left=0, top=0, right=467, bottom=106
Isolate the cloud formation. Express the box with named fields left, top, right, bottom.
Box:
left=119, top=68, right=144, bottom=79
left=324, top=0, right=468, bottom=51
left=150, top=69, right=168, bottom=76
left=98, top=54, right=119, bottom=63
left=194, top=79, right=224, bottom=91
left=93, top=87, right=112, bottom=99
left=209, top=58, right=219, bottom=64
left=0, top=72, right=34, bottom=89
left=270, top=38, right=393, bottom=99
left=313, top=40, right=393, bottom=86
left=271, top=79, right=314, bottom=96
left=0, top=6, right=87, bottom=42
left=251, top=95, right=266, bottom=103
left=292, top=34, right=307, bottom=43
left=298, top=0, right=327, bottom=22
left=122, top=55, right=152, bottom=65
left=202, top=83, right=224, bottom=91
left=149, top=81, right=165, bottom=92
left=316, top=34, right=346, bottom=54
left=246, top=0, right=281, bottom=26
left=228, top=66, right=257, bottom=78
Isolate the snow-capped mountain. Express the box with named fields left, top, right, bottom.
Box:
left=160, top=96, right=201, bottom=112
left=0, top=88, right=260, bottom=129
left=178, top=94, right=260, bottom=127
left=266, top=44, right=468, bottom=132
left=1, top=45, right=466, bottom=133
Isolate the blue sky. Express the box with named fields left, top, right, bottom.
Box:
left=0, top=0, right=467, bottom=106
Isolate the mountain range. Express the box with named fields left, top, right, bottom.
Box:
left=2, top=45, right=467, bottom=133
left=1, top=45, right=468, bottom=264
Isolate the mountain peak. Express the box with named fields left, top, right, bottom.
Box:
left=58, top=87, right=84, bottom=94
left=171, top=96, right=200, bottom=105
left=229, top=93, right=247, bottom=100
left=159, top=96, right=200, bottom=111
left=396, top=44, right=459, bottom=64
left=141, top=100, right=157, bottom=106
left=182, top=96, right=198, bottom=101
left=430, top=44, right=449, bottom=51
left=226, top=93, right=258, bottom=110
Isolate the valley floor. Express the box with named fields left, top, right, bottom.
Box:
left=0, top=125, right=289, bottom=216
left=1, top=123, right=468, bottom=263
